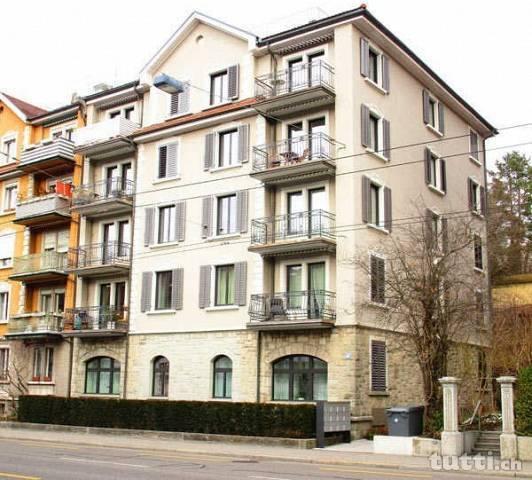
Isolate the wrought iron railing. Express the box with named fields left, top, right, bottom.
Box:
left=255, top=59, right=334, bottom=99
left=64, top=306, right=128, bottom=332
left=12, top=251, right=67, bottom=275
left=72, top=177, right=135, bottom=207
left=251, top=209, right=335, bottom=245
left=68, top=242, right=131, bottom=269
left=253, top=133, right=337, bottom=172
left=8, top=313, right=64, bottom=334
left=249, top=290, right=336, bottom=322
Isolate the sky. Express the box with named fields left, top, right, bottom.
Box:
left=1, top=0, right=531, bottom=169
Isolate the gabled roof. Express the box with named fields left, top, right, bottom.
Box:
left=140, top=11, right=257, bottom=81
left=0, top=92, right=47, bottom=121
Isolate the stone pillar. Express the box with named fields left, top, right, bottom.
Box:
left=439, top=377, right=464, bottom=456
left=497, top=376, right=518, bottom=459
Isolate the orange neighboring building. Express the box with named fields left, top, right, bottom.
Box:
left=0, top=93, right=83, bottom=408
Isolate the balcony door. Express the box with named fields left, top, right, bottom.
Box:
left=98, top=283, right=112, bottom=328
left=287, top=122, right=304, bottom=159
left=102, top=223, right=115, bottom=264
left=288, top=58, right=305, bottom=92
left=308, top=117, right=327, bottom=159
left=286, top=264, right=303, bottom=310
left=121, top=163, right=132, bottom=194
left=117, top=220, right=130, bottom=257
left=287, top=191, right=305, bottom=236
left=308, top=262, right=325, bottom=319
left=309, top=187, right=327, bottom=234
left=105, top=166, right=119, bottom=197
left=308, top=51, right=325, bottom=87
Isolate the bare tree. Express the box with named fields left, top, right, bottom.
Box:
left=350, top=205, right=486, bottom=432
left=0, top=356, right=29, bottom=415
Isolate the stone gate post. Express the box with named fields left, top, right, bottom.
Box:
left=497, top=376, right=518, bottom=459
left=439, top=377, right=464, bottom=456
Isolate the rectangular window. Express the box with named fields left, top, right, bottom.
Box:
left=210, top=71, right=228, bottom=105
left=215, top=265, right=235, bottom=306
left=368, top=48, right=379, bottom=84
left=158, top=145, right=168, bottom=179
left=158, top=205, right=176, bottom=243
left=0, top=292, right=8, bottom=321
left=470, top=180, right=481, bottom=213
left=428, top=97, right=437, bottom=128
left=474, top=234, right=483, bottom=270
left=370, top=255, right=385, bottom=304
left=475, top=290, right=484, bottom=327
left=369, top=183, right=381, bottom=227
left=4, top=185, right=17, bottom=211
left=124, top=107, right=135, bottom=120
left=2, top=138, right=16, bottom=163
left=371, top=340, right=387, bottom=392
left=368, top=114, right=379, bottom=151
left=155, top=271, right=173, bottom=310
left=217, top=194, right=237, bottom=235
left=428, top=152, right=445, bottom=192
left=109, top=111, right=121, bottom=119
left=470, top=130, right=479, bottom=161
left=32, top=347, right=53, bottom=382
left=0, top=348, right=8, bottom=380
left=218, top=129, right=238, bottom=167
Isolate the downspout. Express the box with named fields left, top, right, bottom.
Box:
left=256, top=331, right=262, bottom=403
left=122, top=85, right=145, bottom=399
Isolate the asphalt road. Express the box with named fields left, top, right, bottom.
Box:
left=0, top=438, right=517, bottom=480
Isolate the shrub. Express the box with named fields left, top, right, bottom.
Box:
left=516, top=366, right=532, bottom=436
left=18, top=396, right=316, bottom=439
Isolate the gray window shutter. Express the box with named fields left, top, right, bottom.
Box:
left=438, top=103, right=445, bottom=135
left=361, top=104, right=370, bottom=148
left=167, top=142, right=178, bottom=178
left=441, top=217, right=449, bottom=253
left=171, top=268, right=184, bottom=310
left=422, top=89, right=430, bottom=125
left=158, top=146, right=167, bottom=179
left=204, top=133, right=215, bottom=171
left=178, top=83, right=190, bottom=115
left=236, top=190, right=249, bottom=233
left=170, top=93, right=179, bottom=116
left=234, top=262, right=247, bottom=306
left=382, top=119, right=391, bottom=160
left=228, top=64, right=240, bottom=99
left=371, top=340, right=387, bottom=392
left=440, top=158, right=447, bottom=193
left=360, top=38, right=369, bottom=77
left=425, top=209, right=434, bottom=250
left=201, top=196, right=213, bottom=238
left=175, top=201, right=186, bottom=242
left=361, top=175, right=371, bottom=223
left=424, top=148, right=431, bottom=185
left=238, top=124, right=249, bottom=163
left=370, top=256, right=385, bottom=304
left=141, top=272, right=152, bottom=312
left=467, top=178, right=474, bottom=210
left=382, top=55, right=390, bottom=92
left=384, top=186, right=392, bottom=232
left=144, top=208, right=155, bottom=246
left=480, top=185, right=486, bottom=216
left=199, top=265, right=211, bottom=308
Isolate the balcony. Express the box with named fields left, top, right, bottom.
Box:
left=249, top=210, right=336, bottom=257
left=71, top=177, right=134, bottom=218
left=248, top=290, right=336, bottom=331
left=14, top=192, right=71, bottom=227
left=73, top=117, right=138, bottom=160
left=6, top=312, right=63, bottom=340
left=63, top=306, right=128, bottom=338
left=251, top=133, right=337, bottom=185
left=18, top=137, right=75, bottom=173
left=67, top=242, right=131, bottom=277
left=9, top=252, right=67, bottom=283
left=254, top=60, right=335, bottom=117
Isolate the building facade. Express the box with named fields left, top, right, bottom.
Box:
left=3, top=7, right=496, bottom=434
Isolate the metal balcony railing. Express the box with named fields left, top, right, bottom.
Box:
left=8, top=313, right=64, bottom=334
left=12, top=251, right=67, bottom=275
left=255, top=59, right=334, bottom=99
left=251, top=209, right=335, bottom=245
left=253, top=132, right=337, bottom=172
left=65, top=306, right=128, bottom=332
left=72, top=177, right=135, bottom=207
left=249, top=290, right=336, bottom=322
left=68, top=242, right=131, bottom=269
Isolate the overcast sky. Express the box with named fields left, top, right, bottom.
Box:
left=2, top=0, right=531, bottom=168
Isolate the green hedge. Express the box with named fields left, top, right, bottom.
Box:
left=516, top=366, right=532, bottom=436
left=18, top=396, right=316, bottom=439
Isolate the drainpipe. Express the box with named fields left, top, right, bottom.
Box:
left=66, top=338, right=74, bottom=398
left=256, top=331, right=262, bottom=403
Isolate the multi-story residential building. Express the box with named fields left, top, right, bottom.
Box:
left=2, top=6, right=496, bottom=435
left=5, top=100, right=83, bottom=400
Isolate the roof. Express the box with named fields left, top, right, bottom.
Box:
left=133, top=97, right=256, bottom=138
left=0, top=92, right=47, bottom=120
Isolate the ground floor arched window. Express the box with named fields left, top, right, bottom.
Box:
left=272, top=355, right=327, bottom=401
left=213, top=355, right=232, bottom=398
left=152, top=356, right=169, bottom=397
left=85, top=356, right=120, bottom=395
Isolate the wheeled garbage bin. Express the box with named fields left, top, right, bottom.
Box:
left=386, top=406, right=424, bottom=436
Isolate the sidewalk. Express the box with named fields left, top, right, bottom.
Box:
left=0, top=423, right=530, bottom=477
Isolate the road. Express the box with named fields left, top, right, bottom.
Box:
left=0, top=438, right=517, bottom=480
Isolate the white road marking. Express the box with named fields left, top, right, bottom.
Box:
left=60, top=457, right=149, bottom=468
left=248, top=476, right=295, bottom=480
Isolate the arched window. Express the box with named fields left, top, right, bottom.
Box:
left=152, top=356, right=169, bottom=397
left=213, top=355, right=232, bottom=399
left=272, top=355, right=327, bottom=401
left=85, top=357, right=120, bottom=395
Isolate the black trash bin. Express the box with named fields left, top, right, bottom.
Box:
left=386, top=406, right=424, bottom=436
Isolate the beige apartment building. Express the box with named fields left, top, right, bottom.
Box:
left=5, top=6, right=496, bottom=435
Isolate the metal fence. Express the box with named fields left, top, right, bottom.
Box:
left=65, top=306, right=128, bottom=331
left=72, top=177, right=135, bottom=206
left=12, top=251, right=67, bottom=275
left=9, top=313, right=64, bottom=334
left=68, top=242, right=131, bottom=269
